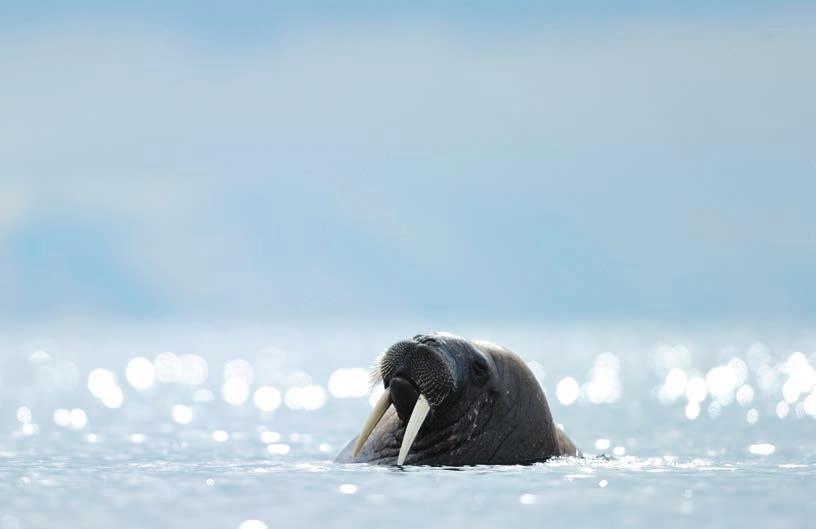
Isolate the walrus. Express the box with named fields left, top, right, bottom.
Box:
left=336, top=332, right=579, bottom=466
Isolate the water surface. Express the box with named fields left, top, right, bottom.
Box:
left=2, top=323, right=814, bottom=528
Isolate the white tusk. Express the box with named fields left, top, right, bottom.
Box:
left=353, top=389, right=392, bottom=457
left=397, top=394, right=430, bottom=466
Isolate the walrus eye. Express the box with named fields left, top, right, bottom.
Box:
left=471, top=354, right=489, bottom=381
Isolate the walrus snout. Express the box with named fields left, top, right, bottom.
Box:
left=354, top=335, right=458, bottom=464
left=389, top=376, right=421, bottom=423
left=377, top=338, right=455, bottom=407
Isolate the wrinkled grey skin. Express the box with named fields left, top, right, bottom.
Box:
left=336, top=332, right=579, bottom=466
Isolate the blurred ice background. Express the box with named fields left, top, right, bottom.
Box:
left=1, top=2, right=816, bottom=528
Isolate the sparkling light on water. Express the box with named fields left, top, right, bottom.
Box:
left=685, top=401, right=700, bottom=420
left=179, top=354, right=208, bottom=385
left=171, top=405, right=193, bottom=424
left=284, top=385, right=327, bottom=410
left=658, top=368, right=688, bottom=403
left=781, top=352, right=816, bottom=404
left=222, top=379, right=250, bottom=406
left=736, top=384, right=754, bottom=406
left=212, top=430, right=229, bottom=442
left=239, top=520, right=268, bottom=529
left=9, top=325, right=816, bottom=518
left=328, top=368, right=369, bottom=398
left=685, top=377, right=708, bottom=403
left=153, top=353, right=209, bottom=385
left=22, top=423, right=38, bottom=435
left=746, top=408, right=759, bottom=424
left=221, top=358, right=254, bottom=406
left=776, top=401, right=790, bottom=418
left=584, top=353, right=622, bottom=404
left=253, top=386, right=282, bottom=412
left=88, top=368, right=124, bottom=408
left=260, top=431, right=281, bottom=443
left=53, top=409, right=71, bottom=427
left=29, top=350, right=52, bottom=364
left=556, top=377, right=579, bottom=406
left=102, top=386, right=124, bottom=409
left=756, top=364, right=779, bottom=395
left=782, top=379, right=800, bottom=403
left=519, top=493, right=537, bottom=505
left=224, top=359, right=254, bottom=384
left=728, top=358, right=749, bottom=385
left=706, top=365, right=738, bottom=405
left=16, top=406, right=32, bottom=424
left=154, top=353, right=182, bottom=383
left=125, top=357, right=156, bottom=390
left=267, top=443, right=290, bottom=455
left=803, top=392, right=816, bottom=416
left=338, top=483, right=358, bottom=494
left=69, top=408, right=88, bottom=430
left=87, top=368, right=115, bottom=396
left=748, top=443, right=775, bottom=456
left=7, top=326, right=816, bottom=529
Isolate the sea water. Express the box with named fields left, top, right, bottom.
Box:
left=1, top=322, right=814, bottom=529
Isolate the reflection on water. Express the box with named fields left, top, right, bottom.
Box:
left=1, top=323, right=815, bottom=528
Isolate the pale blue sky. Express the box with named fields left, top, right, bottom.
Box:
left=1, top=3, right=815, bottom=322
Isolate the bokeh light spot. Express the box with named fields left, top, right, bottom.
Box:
left=260, top=431, right=281, bottom=444
left=212, top=430, right=229, bottom=442
left=519, top=493, right=536, bottom=505
left=328, top=368, right=369, bottom=398
left=338, top=483, right=358, bottom=494
left=171, top=404, right=193, bottom=424
left=69, top=408, right=88, bottom=429
left=685, top=401, right=700, bottom=420
left=284, top=385, right=327, bottom=411
left=267, top=443, right=290, bottom=455
left=748, top=443, right=775, bottom=456
left=53, top=408, right=71, bottom=428
left=253, top=386, right=282, bottom=412
left=556, top=377, right=579, bottom=406
left=222, top=379, right=250, bottom=406
left=239, top=520, right=267, bottom=529
left=16, top=406, right=32, bottom=424
left=126, top=357, right=156, bottom=390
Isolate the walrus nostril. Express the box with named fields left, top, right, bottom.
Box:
left=374, top=337, right=455, bottom=408
left=414, top=335, right=440, bottom=346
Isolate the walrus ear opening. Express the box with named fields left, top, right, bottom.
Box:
left=471, top=353, right=490, bottom=381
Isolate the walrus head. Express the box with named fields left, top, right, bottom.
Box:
left=341, top=332, right=578, bottom=466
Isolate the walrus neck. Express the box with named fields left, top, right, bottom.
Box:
left=488, top=354, right=563, bottom=461
left=409, top=392, right=496, bottom=463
